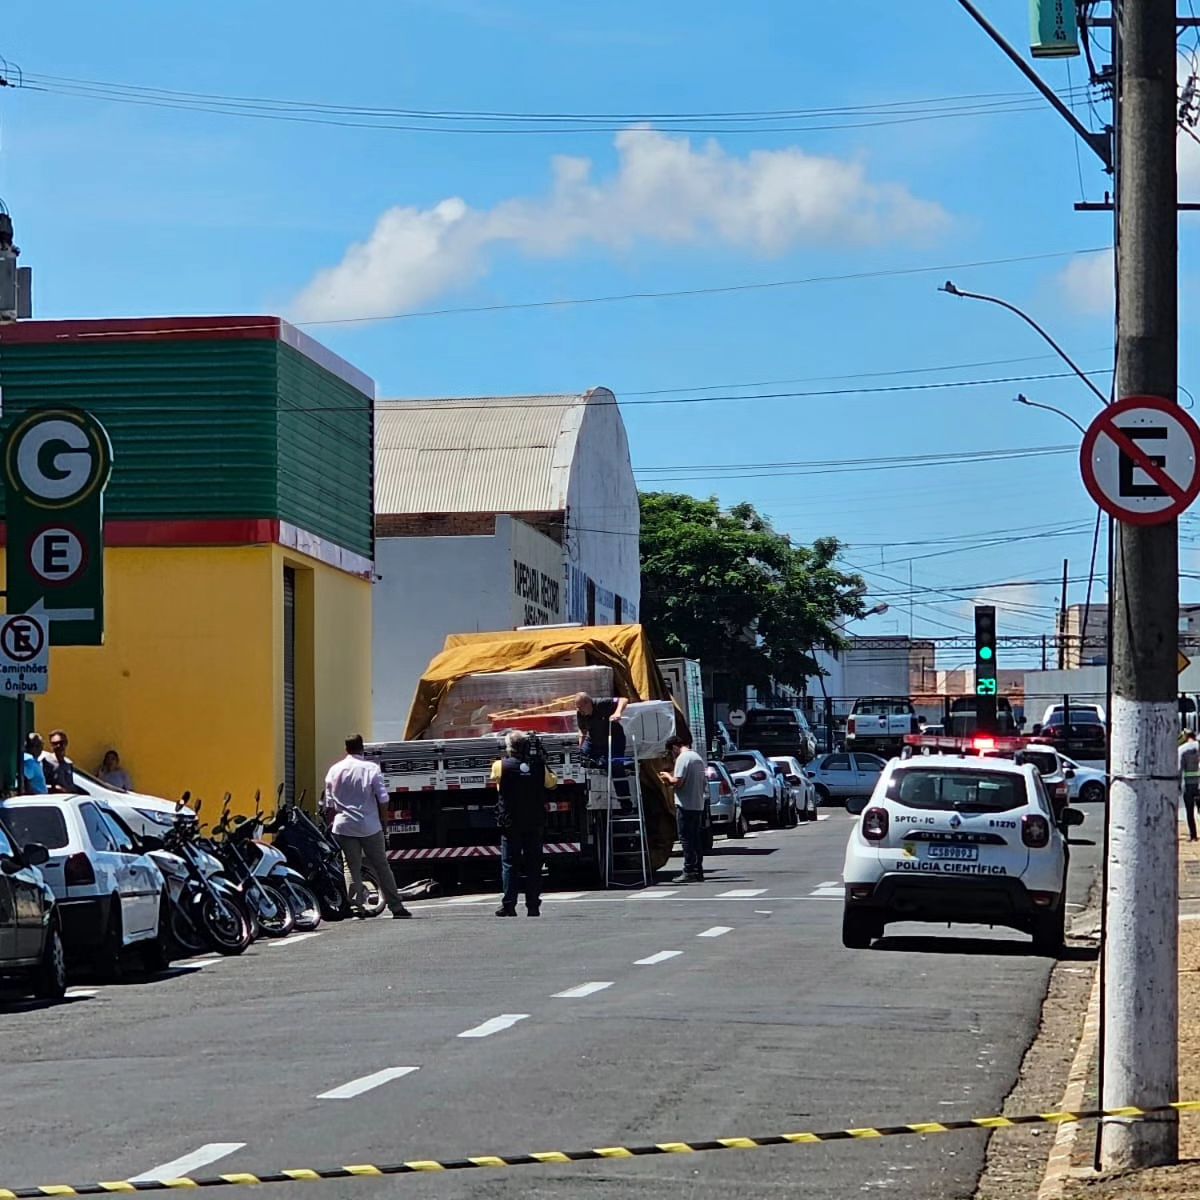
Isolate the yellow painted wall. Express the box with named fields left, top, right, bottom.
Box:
left=1, top=543, right=372, bottom=819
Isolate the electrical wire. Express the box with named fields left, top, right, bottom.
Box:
left=2, top=247, right=1112, bottom=334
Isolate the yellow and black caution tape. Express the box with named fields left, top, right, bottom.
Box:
left=5, top=1101, right=1199, bottom=1196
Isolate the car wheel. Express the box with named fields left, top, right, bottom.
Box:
left=1080, top=781, right=1106, bottom=804
left=1031, top=899, right=1066, bottom=956
left=842, top=907, right=880, bottom=949
left=814, top=784, right=830, bottom=806
left=141, top=894, right=173, bottom=974
left=33, top=925, right=67, bottom=1000
left=730, top=813, right=747, bottom=839
left=806, top=794, right=819, bottom=821
left=98, top=897, right=125, bottom=982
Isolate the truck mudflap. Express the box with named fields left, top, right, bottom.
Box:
left=387, top=842, right=582, bottom=861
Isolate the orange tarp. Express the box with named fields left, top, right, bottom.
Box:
left=405, top=624, right=686, bottom=871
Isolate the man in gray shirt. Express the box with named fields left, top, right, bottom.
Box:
left=659, top=734, right=708, bottom=884
left=1181, top=731, right=1200, bottom=842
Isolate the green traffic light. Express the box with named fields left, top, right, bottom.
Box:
left=979, top=646, right=994, bottom=661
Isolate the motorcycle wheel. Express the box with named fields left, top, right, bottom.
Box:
left=358, top=862, right=389, bottom=918
left=282, top=879, right=323, bottom=931
left=169, top=899, right=210, bottom=957
left=252, top=882, right=297, bottom=938
left=199, top=892, right=252, bottom=955
left=316, top=871, right=350, bottom=921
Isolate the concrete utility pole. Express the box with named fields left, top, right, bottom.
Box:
left=1101, top=0, right=1180, bottom=1170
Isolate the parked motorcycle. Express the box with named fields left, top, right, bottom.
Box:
left=210, top=796, right=295, bottom=939
left=267, top=797, right=387, bottom=919
left=156, top=798, right=252, bottom=956
left=238, top=789, right=322, bottom=930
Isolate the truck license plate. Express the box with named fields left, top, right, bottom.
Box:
left=926, top=844, right=978, bottom=861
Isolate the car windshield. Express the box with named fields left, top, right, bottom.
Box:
left=724, top=755, right=760, bottom=774
left=1, top=805, right=69, bottom=850
left=1046, top=711, right=1103, bottom=726
left=888, top=768, right=1027, bottom=812
left=854, top=700, right=911, bottom=716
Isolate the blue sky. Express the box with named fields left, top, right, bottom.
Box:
left=5, top=1, right=1195, bottom=665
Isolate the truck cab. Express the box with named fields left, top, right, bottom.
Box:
left=845, top=697, right=920, bottom=755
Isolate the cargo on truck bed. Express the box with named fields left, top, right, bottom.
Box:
left=368, top=624, right=685, bottom=886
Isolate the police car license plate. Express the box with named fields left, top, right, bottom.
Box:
left=926, top=844, right=978, bottom=861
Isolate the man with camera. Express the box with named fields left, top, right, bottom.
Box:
left=491, top=730, right=559, bottom=917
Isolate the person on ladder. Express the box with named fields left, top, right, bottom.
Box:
left=575, top=692, right=632, bottom=813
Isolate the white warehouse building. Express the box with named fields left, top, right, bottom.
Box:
left=371, top=389, right=641, bottom=738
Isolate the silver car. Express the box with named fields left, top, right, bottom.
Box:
left=805, top=752, right=888, bottom=807
left=706, top=761, right=746, bottom=839
left=723, top=749, right=786, bottom=828
left=770, top=756, right=818, bottom=822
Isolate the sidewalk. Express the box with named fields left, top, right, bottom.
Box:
left=1058, top=834, right=1200, bottom=1197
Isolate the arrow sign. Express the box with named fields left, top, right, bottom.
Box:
left=26, top=597, right=96, bottom=624
left=1080, top=395, right=1200, bottom=525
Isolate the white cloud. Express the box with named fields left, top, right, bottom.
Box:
left=291, top=128, right=948, bottom=321
left=1058, top=250, right=1114, bottom=317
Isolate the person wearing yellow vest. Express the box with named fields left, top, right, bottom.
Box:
left=1180, top=730, right=1200, bottom=842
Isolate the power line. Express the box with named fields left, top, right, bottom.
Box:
left=3, top=247, right=1111, bottom=333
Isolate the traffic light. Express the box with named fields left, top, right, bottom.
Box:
left=975, top=605, right=998, bottom=733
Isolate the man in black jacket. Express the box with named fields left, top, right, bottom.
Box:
left=491, top=730, right=559, bottom=917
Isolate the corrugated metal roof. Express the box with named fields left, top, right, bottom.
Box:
left=375, top=392, right=606, bottom=514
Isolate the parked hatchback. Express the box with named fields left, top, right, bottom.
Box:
left=705, top=761, right=746, bottom=839
left=723, top=750, right=785, bottom=827
left=0, top=817, right=66, bottom=1000
left=0, top=797, right=170, bottom=977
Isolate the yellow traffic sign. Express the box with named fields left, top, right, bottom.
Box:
left=1181, top=650, right=1191, bottom=675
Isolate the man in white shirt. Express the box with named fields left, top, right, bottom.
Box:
left=659, top=734, right=708, bottom=884
left=323, top=734, right=412, bottom=919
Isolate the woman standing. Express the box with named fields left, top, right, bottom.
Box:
left=97, top=749, right=133, bottom=792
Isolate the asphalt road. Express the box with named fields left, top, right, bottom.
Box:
left=0, top=805, right=1102, bottom=1199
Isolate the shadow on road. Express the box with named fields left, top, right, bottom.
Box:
left=873, top=934, right=1098, bottom=962
left=705, top=846, right=780, bottom=857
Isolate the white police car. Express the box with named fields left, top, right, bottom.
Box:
left=841, top=753, right=1082, bottom=953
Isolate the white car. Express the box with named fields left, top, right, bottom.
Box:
left=770, top=757, right=818, bottom=822
left=723, top=750, right=787, bottom=828
left=66, top=769, right=194, bottom=840
left=706, top=761, right=746, bottom=839
left=840, top=753, right=1082, bottom=953
left=0, top=795, right=170, bottom=976
left=1060, top=757, right=1107, bottom=804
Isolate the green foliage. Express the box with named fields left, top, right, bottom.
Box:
left=638, top=492, right=866, bottom=692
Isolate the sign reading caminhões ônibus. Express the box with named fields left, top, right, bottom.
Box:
left=513, top=558, right=562, bottom=626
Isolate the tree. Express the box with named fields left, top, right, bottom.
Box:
left=638, top=492, right=866, bottom=694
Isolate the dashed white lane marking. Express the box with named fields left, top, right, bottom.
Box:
left=698, top=926, right=732, bottom=938
left=553, top=981, right=614, bottom=998
left=635, top=950, right=682, bottom=965
left=542, top=892, right=587, bottom=901
left=269, top=931, right=322, bottom=947
left=629, top=890, right=678, bottom=900
left=815, top=880, right=839, bottom=887
left=817, top=814, right=831, bottom=821
left=316, top=1066, right=419, bottom=1100
left=64, top=987, right=99, bottom=998
left=810, top=885, right=843, bottom=899
left=446, top=894, right=500, bottom=906
left=131, top=1143, right=246, bottom=1182
left=717, top=888, right=766, bottom=898
left=174, top=954, right=222, bottom=968
left=458, top=1013, right=530, bottom=1038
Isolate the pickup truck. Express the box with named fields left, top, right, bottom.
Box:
left=844, top=697, right=920, bottom=754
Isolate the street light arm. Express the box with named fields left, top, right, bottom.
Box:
left=1014, top=393, right=1088, bottom=435
left=940, top=280, right=1109, bottom=407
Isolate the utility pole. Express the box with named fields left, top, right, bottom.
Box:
left=1058, top=558, right=1069, bottom=670
left=1102, top=0, right=1179, bottom=1170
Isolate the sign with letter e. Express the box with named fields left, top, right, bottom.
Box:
left=0, top=613, right=48, bottom=695
left=2, top=408, right=112, bottom=645
left=1080, top=395, right=1200, bottom=526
